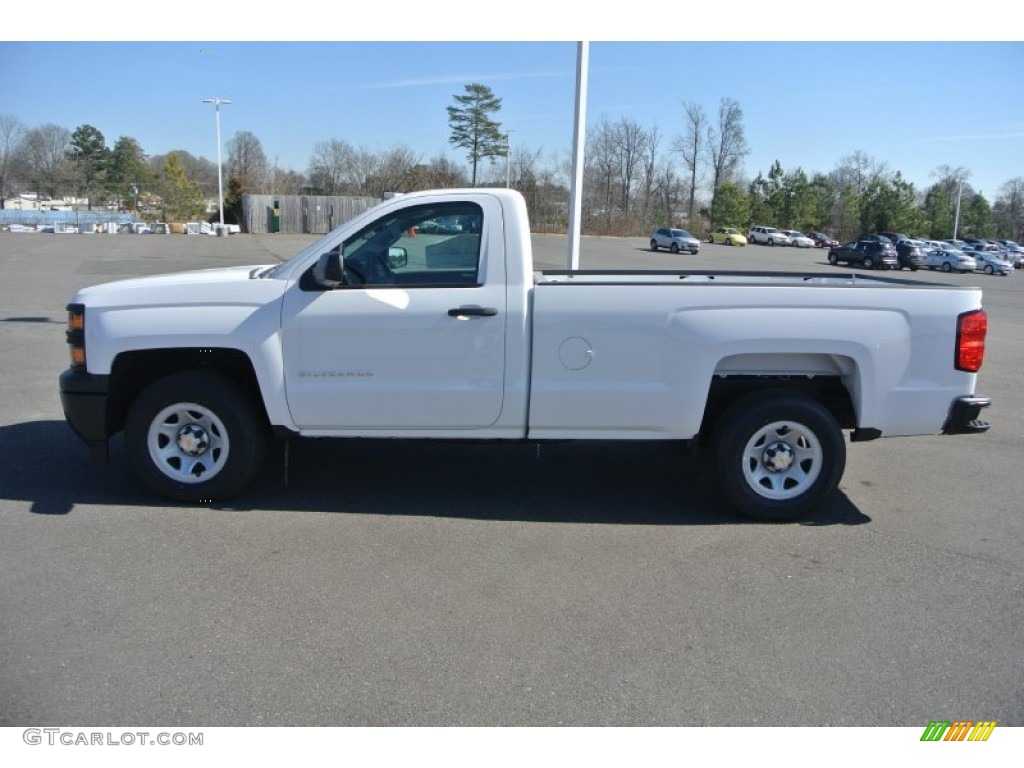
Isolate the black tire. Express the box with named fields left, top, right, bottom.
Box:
left=708, top=235, right=714, bottom=244
left=985, top=265, right=994, bottom=275
left=941, top=262, right=952, bottom=273
left=828, top=252, right=838, bottom=265
left=767, top=238, right=775, bottom=246
left=670, top=243, right=679, bottom=254
left=650, top=240, right=658, bottom=251
left=863, top=256, right=875, bottom=269
left=713, top=391, right=846, bottom=522
left=125, top=370, right=268, bottom=502
left=726, top=238, right=734, bottom=246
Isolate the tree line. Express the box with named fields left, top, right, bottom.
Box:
left=1, top=88, right=1021, bottom=241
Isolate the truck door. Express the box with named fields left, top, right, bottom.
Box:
left=280, top=198, right=507, bottom=431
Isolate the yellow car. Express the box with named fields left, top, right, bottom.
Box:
left=707, top=227, right=747, bottom=246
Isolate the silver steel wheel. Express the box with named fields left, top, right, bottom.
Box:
left=740, top=420, right=823, bottom=502
left=147, top=401, right=230, bottom=484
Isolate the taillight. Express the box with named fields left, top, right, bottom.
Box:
left=955, top=309, right=987, bottom=373
left=66, top=303, right=86, bottom=370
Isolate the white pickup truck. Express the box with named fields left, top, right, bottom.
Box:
left=59, top=189, right=992, bottom=520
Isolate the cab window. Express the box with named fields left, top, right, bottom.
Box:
left=341, top=202, right=483, bottom=288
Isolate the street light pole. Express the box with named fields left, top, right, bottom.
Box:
left=505, top=131, right=514, bottom=189
left=202, top=97, right=231, bottom=228
left=953, top=180, right=963, bottom=239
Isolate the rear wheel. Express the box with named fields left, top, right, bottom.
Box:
left=828, top=252, right=838, bottom=265
left=713, top=392, right=846, bottom=522
left=650, top=240, right=658, bottom=251
left=125, top=371, right=267, bottom=501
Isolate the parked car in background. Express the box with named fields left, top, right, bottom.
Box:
left=827, top=239, right=898, bottom=269
left=925, top=245, right=977, bottom=273
left=810, top=232, right=839, bottom=249
left=707, top=227, right=747, bottom=246
left=894, top=239, right=926, bottom=270
left=650, top=227, right=700, bottom=254
left=748, top=226, right=791, bottom=246
left=965, top=248, right=1013, bottom=276
left=944, top=239, right=970, bottom=250
left=781, top=230, right=815, bottom=248
left=997, top=241, right=1024, bottom=268
left=960, top=237, right=989, bottom=249
left=878, top=232, right=911, bottom=247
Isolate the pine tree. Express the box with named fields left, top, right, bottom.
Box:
left=447, top=83, right=504, bottom=187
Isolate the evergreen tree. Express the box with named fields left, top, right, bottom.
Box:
left=69, top=124, right=109, bottom=209
left=161, top=153, right=204, bottom=221
left=447, top=83, right=504, bottom=187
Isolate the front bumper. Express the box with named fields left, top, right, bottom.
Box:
left=59, top=369, right=110, bottom=460
left=942, top=395, right=992, bottom=436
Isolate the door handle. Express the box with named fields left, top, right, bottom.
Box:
left=448, top=306, right=498, bottom=318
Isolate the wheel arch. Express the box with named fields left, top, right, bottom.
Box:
left=698, top=354, right=860, bottom=444
left=108, top=348, right=269, bottom=436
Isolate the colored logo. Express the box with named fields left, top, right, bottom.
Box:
left=920, top=721, right=996, bottom=742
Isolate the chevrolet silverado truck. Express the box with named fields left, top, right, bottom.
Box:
left=59, top=189, right=992, bottom=520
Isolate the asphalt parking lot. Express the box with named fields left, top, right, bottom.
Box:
left=0, top=230, right=1021, bottom=726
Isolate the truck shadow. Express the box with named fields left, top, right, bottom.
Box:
left=2, top=421, right=870, bottom=526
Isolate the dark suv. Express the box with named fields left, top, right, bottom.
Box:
left=893, top=239, right=927, bottom=270
left=828, top=239, right=899, bottom=269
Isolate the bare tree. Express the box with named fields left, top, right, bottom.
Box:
left=994, top=177, right=1024, bottom=240
left=706, top=98, right=749, bottom=196
left=368, top=145, right=420, bottom=196
left=673, top=102, right=707, bottom=224
left=613, top=118, right=649, bottom=217
left=227, top=130, right=269, bottom=193
left=308, top=138, right=357, bottom=194
left=836, top=150, right=887, bottom=196
left=586, top=117, right=618, bottom=229
left=638, top=125, right=661, bottom=228
left=0, top=114, right=26, bottom=208
left=23, top=123, right=72, bottom=199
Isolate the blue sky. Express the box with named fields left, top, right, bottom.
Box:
left=3, top=28, right=1022, bottom=198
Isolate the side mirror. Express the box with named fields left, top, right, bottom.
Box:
left=387, top=246, right=408, bottom=270
left=312, top=251, right=344, bottom=288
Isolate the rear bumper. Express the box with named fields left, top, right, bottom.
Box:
left=942, top=395, right=992, bottom=435
left=59, top=369, right=110, bottom=460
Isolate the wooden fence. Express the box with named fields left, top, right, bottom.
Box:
left=240, top=194, right=379, bottom=234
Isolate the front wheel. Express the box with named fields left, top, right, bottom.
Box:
left=941, top=262, right=952, bottom=273
left=670, top=243, right=680, bottom=254
left=985, top=265, right=994, bottom=275
left=726, top=238, right=735, bottom=246
left=713, top=392, right=846, bottom=521
left=863, top=256, right=875, bottom=269
left=125, top=371, right=267, bottom=501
